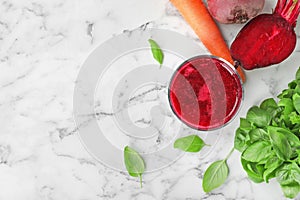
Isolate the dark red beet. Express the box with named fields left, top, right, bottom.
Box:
left=230, top=0, right=300, bottom=70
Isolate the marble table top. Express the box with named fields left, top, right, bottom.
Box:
left=0, top=0, right=300, bottom=199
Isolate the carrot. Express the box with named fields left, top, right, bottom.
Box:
left=170, top=0, right=246, bottom=82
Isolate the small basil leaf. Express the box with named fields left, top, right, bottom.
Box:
left=280, top=182, right=300, bottom=199
left=242, top=141, right=272, bottom=163
left=241, top=158, right=264, bottom=183
left=293, top=93, right=300, bottom=113
left=263, top=156, right=283, bottom=183
left=174, top=135, right=206, bottom=152
left=260, top=98, right=278, bottom=110
left=202, top=160, right=229, bottom=192
left=297, top=149, right=300, bottom=164
left=234, top=128, right=250, bottom=152
left=295, top=85, right=300, bottom=94
left=239, top=118, right=253, bottom=132
left=268, top=127, right=292, bottom=161
left=289, top=112, right=300, bottom=124
left=275, top=126, right=300, bottom=147
left=124, top=146, right=145, bottom=187
left=148, top=39, right=164, bottom=66
left=246, top=106, right=271, bottom=127
left=278, top=89, right=294, bottom=99
left=248, top=128, right=269, bottom=143
left=296, top=67, right=300, bottom=80
left=288, top=80, right=298, bottom=89
left=278, top=98, right=295, bottom=115
left=276, top=163, right=300, bottom=186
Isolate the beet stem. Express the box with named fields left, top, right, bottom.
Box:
left=275, top=0, right=300, bottom=26
left=275, top=0, right=287, bottom=13
left=281, top=0, right=294, bottom=15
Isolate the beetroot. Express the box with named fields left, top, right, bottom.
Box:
left=207, top=0, right=265, bottom=24
left=230, top=0, right=300, bottom=70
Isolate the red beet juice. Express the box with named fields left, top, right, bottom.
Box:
left=168, top=55, right=243, bottom=130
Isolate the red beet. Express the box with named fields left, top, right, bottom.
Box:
left=230, top=0, right=300, bottom=70
left=207, top=0, right=265, bottom=24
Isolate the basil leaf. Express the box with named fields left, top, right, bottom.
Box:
left=288, top=80, right=298, bottom=89
left=295, top=85, right=300, bottom=95
left=124, top=146, right=145, bottom=187
left=202, top=160, right=229, bottom=192
left=234, top=128, right=250, bottom=152
left=296, top=67, right=300, bottom=80
left=293, top=93, right=300, bottom=113
left=248, top=128, right=269, bottom=143
left=242, top=141, right=272, bottom=163
left=174, top=135, right=206, bottom=152
left=297, top=150, right=300, bottom=165
left=246, top=106, right=271, bottom=127
left=260, top=98, right=278, bottom=110
left=268, top=127, right=292, bottom=161
left=278, top=98, right=295, bottom=115
left=239, top=118, right=253, bottom=132
left=241, top=158, right=264, bottom=183
left=276, top=163, right=300, bottom=186
left=275, top=126, right=300, bottom=147
left=148, top=39, right=164, bottom=66
left=263, top=156, right=283, bottom=183
left=289, top=112, right=300, bottom=124
left=280, top=182, right=300, bottom=199
left=278, top=89, right=294, bottom=99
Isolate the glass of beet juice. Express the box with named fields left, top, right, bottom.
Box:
left=168, top=55, right=243, bottom=130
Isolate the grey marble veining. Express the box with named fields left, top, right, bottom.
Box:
left=0, top=0, right=299, bottom=199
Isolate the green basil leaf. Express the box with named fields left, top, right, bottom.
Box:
left=248, top=128, right=269, bottom=143
left=202, top=160, right=229, bottom=192
left=239, top=118, right=253, bottom=132
left=276, top=163, right=300, bottom=186
left=275, top=126, right=300, bottom=147
left=292, top=163, right=300, bottom=185
left=278, top=98, right=295, bottom=115
left=288, top=80, right=298, bottom=89
left=234, top=128, right=250, bottom=152
left=268, top=127, right=292, bottom=161
left=241, top=158, right=264, bottom=183
left=242, top=141, right=272, bottom=162
left=260, top=98, right=278, bottom=110
left=260, top=98, right=279, bottom=118
left=296, top=67, right=300, bottom=80
left=265, top=155, right=283, bottom=169
left=148, top=39, right=164, bottom=66
left=297, top=150, right=300, bottom=165
left=280, top=182, right=300, bottom=199
left=246, top=106, right=271, bottom=127
left=295, top=85, right=300, bottom=95
left=263, top=156, right=283, bottom=183
left=278, top=89, right=294, bottom=99
left=174, top=135, right=206, bottom=152
left=124, top=146, right=145, bottom=187
left=291, top=124, right=300, bottom=138
left=293, top=93, right=300, bottom=113
left=289, top=112, right=300, bottom=124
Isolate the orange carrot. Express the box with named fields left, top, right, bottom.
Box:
left=170, top=0, right=246, bottom=82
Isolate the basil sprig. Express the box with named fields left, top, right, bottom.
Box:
left=202, top=148, right=234, bottom=192
left=148, top=39, right=164, bottom=67
left=174, top=135, right=207, bottom=152
left=234, top=67, right=300, bottom=199
left=124, top=146, right=145, bottom=188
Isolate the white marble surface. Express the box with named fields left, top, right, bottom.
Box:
left=1, top=0, right=300, bottom=199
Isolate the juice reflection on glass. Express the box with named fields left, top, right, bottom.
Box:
left=168, top=55, right=243, bottom=130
